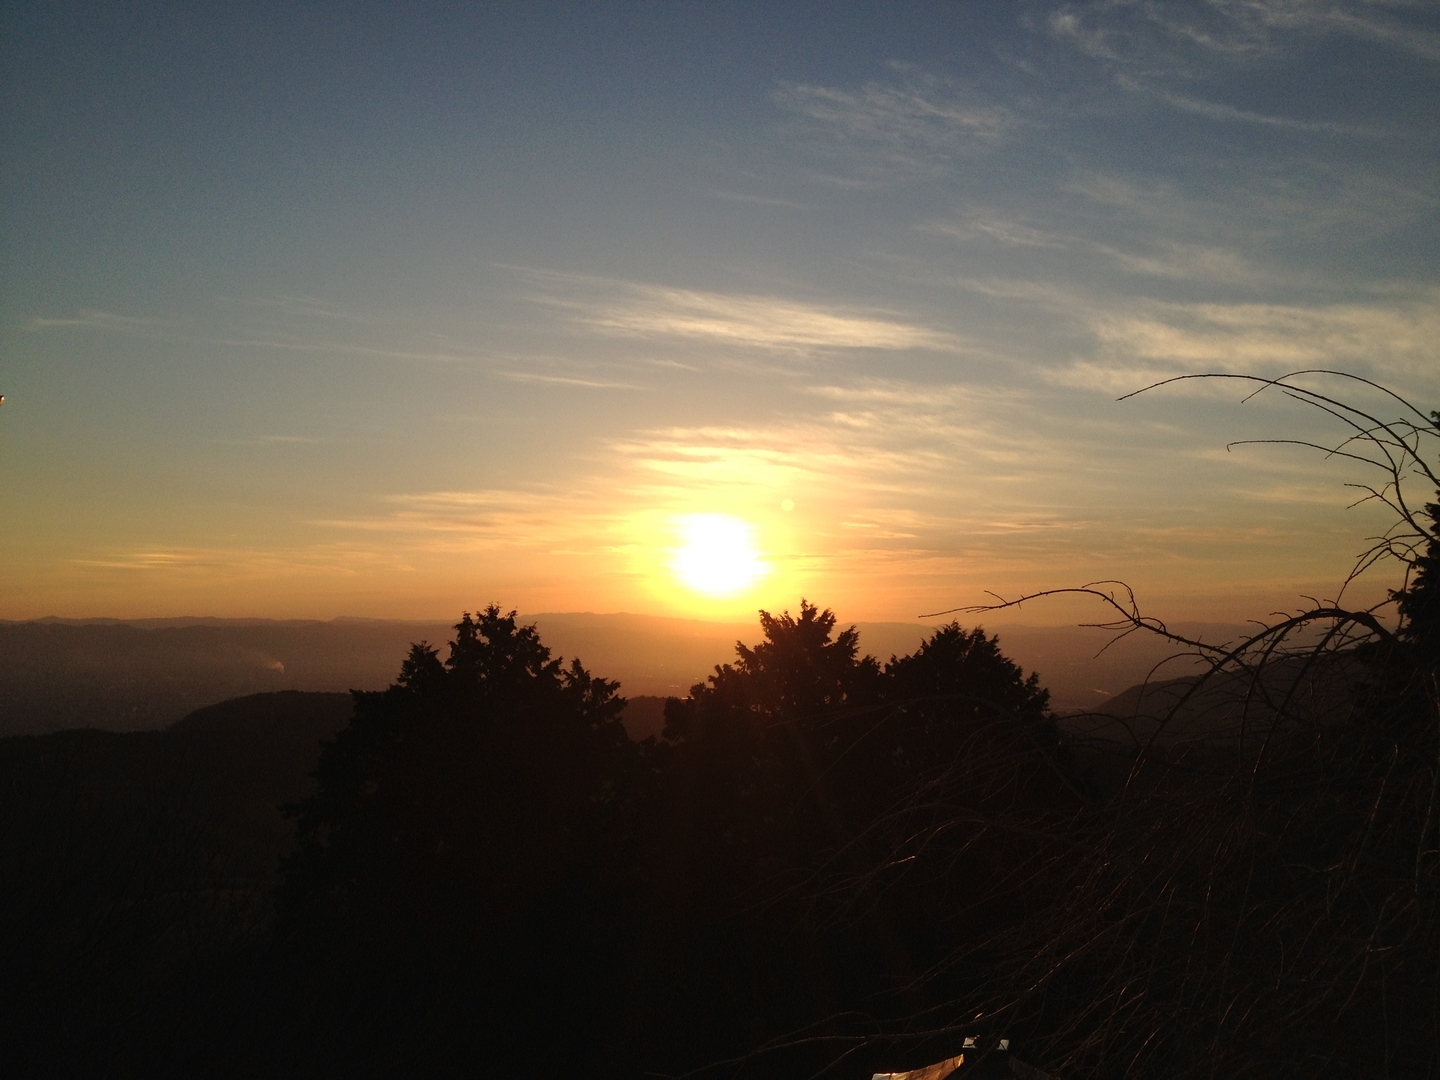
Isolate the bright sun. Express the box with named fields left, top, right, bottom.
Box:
left=672, top=514, right=766, bottom=596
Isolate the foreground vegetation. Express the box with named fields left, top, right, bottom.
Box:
left=2, top=376, right=1436, bottom=1078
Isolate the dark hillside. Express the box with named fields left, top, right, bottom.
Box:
left=2, top=589, right=1429, bottom=1076
left=1068, top=651, right=1366, bottom=749
left=0, top=691, right=352, bottom=1074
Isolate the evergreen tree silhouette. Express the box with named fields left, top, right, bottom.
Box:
left=277, top=606, right=646, bottom=1076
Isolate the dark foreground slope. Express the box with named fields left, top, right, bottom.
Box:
left=1063, top=651, right=1368, bottom=750
left=0, top=691, right=352, bottom=1076
left=4, top=601, right=1430, bottom=1079
left=0, top=612, right=1063, bottom=1080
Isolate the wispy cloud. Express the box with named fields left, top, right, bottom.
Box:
left=499, top=371, right=644, bottom=390
left=72, top=543, right=414, bottom=576
left=1047, top=9, right=1121, bottom=60
left=1061, top=168, right=1437, bottom=259
left=615, top=424, right=879, bottom=498
left=929, top=206, right=1267, bottom=284
left=805, top=379, right=1026, bottom=412
left=1325, top=6, right=1440, bottom=62
left=529, top=272, right=956, bottom=355
left=1046, top=1, right=1432, bottom=147
left=774, top=64, right=1012, bottom=182
left=317, top=488, right=622, bottom=553
left=1052, top=0, right=1440, bottom=65
left=1099, top=242, right=1261, bottom=283
left=586, top=288, right=952, bottom=352
left=28, top=310, right=156, bottom=331
left=926, top=212, right=1067, bottom=250
left=776, top=79, right=1010, bottom=147
left=613, top=379, right=1055, bottom=515
left=1169, top=0, right=1440, bottom=63
left=219, top=294, right=372, bottom=323
left=1054, top=291, right=1440, bottom=394
left=1131, top=79, right=1381, bottom=136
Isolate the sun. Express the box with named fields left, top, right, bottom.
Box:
left=672, top=514, right=766, bottom=596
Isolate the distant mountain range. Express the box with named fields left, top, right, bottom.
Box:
left=0, top=612, right=1250, bottom=737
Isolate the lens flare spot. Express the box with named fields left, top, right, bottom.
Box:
left=672, top=514, right=766, bottom=596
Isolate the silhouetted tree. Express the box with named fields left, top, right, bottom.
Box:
left=1396, top=474, right=1440, bottom=654
left=625, top=603, right=1063, bottom=1078
left=277, top=606, right=648, bottom=1076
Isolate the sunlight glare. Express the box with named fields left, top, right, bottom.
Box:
left=672, top=514, right=766, bottom=596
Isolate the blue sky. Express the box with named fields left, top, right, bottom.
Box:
left=3, top=1, right=1438, bottom=622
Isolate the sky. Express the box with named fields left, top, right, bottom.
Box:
left=3, top=0, right=1438, bottom=625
